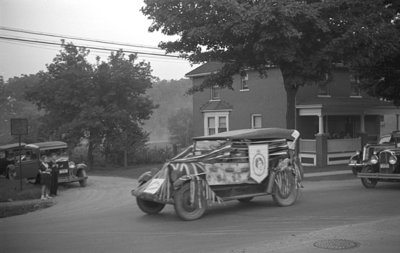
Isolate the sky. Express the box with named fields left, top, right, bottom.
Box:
left=0, top=0, right=196, bottom=82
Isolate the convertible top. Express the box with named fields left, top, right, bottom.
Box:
left=193, top=128, right=299, bottom=141
left=26, top=141, right=68, bottom=150
left=0, top=143, right=26, bottom=150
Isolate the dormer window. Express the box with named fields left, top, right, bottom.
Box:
left=211, top=85, right=220, bottom=100
left=350, top=74, right=362, bottom=97
left=240, top=71, right=249, bottom=91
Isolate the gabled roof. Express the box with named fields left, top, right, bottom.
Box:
left=200, top=100, right=233, bottom=112
left=185, top=62, right=224, bottom=78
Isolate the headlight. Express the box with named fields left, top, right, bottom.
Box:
left=370, top=154, right=378, bottom=164
left=69, top=161, right=76, bottom=168
left=389, top=155, right=397, bottom=165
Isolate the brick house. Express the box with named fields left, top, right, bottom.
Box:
left=185, top=62, right=400, bottom=167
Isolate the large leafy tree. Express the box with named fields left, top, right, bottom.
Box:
left=142, top=0, right=334, bottom=128
left=26, top=42, right=157, bottom=168
left=0, top=75, right=43, bottom=144
left=326, top=0, right=400, bottom=106
left=168, top=107, right=193, bottom=147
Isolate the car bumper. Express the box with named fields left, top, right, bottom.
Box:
left=357, top=173, right=400, bottom=180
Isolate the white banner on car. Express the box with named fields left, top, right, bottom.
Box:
left=143, top=179, right=165, bottom=194
left=249, top=144, right=269, bottom=183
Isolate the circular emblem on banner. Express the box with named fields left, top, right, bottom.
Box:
left=253, top=153, right=266, bottom=176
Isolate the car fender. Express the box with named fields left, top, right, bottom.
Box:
left=138, top=171, right=153, bottom=185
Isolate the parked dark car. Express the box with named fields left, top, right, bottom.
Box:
left=132, top=128, right=303, bottom=221
left=348, top=133, right=397, bottom=175
left=2, top=141, right=88, bottom=186
left=357, top=131, right=400, bottom=188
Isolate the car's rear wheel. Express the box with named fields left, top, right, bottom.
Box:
left=78, top=169, right=87, bottom=187
left=238, top=197, right=254, bottom=203
left=174, top=183, right=207, bottom=221
left=6, top=166, right=16, bottom=180
left=361, top=166, right=378, bottom=189
left=272, top=169, right=298, bottom=206
left=136, top=198, right=165, bottom=214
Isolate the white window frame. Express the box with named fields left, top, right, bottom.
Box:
left=251, top=114, right=262, bottom=129
left=203, top=111, right=230, bottom=136
left=240, top=73, right=249, bottom=91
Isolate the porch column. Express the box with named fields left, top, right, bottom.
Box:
left=318, top=114, right=324, bottom=134
left=360, top=114, right=365, bottom=132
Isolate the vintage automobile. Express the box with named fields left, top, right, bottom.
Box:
left=357, top=131, right=400, bottom=188
left=132, top=128, right=303, bottom=221
left=348, top=133, right=397, bottom=175
left=3, top=141, right=88, bottom=186
left=0, top=142, right=26, bottom=177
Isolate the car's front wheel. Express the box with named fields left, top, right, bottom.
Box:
left=272, top=169, right=298, bottom=206
left=174, top=183, right=207, bottom=221
left=136, top=198, right=165, bottom=214
left=361, top=166, right=378, bottom=189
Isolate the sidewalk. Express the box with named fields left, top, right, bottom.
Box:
left=303, top=164, right=354, bottom=181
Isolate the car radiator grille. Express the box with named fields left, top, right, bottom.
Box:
left=379, top=151, right=394, bottom=174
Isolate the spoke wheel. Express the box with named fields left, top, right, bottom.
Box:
left=174, top=183, right=206, bottom=221
left=272, top=169, right=298, bottom=207
left=361, top=166, right=378, bottom=189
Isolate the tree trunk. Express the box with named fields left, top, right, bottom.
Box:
left=284, top=83, right=298, bottom=129
left=87, top=140, right=94, bottom=170
left=123, top=149, right=128, bottom=169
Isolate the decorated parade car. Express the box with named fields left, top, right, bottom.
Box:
left=132, top=128, right=303, bottom=221
left=2, top=141, right=88, bottom=186
left=357, top=131, right=400, bottom=188
left=348, top=133, right=397, bottom=175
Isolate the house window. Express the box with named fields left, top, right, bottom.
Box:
left=240, top=72, right=249, bottom=91
left=207, top=117, right=216, bottom=135
left=317, top=73, right=330, bottom=97
left=350, top=74, right=362, bottom=97
left=251, top=114, right=262, bottom=129
left=204, top=112, right=229, bottom=135
left=211, top=85, right=220, bottom=100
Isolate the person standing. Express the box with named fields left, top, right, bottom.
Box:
left=49, top=153, right=59, bottom=196
left=39, top=156, right=51, bottom=200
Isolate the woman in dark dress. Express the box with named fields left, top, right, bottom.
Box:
left=49, top=153, right=59, bottom=196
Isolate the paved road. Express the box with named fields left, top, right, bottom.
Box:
left=1, top=176, right=400, bottom=253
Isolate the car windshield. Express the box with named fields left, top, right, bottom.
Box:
left=40, top=148, right=68, bottom=158
left=194, top=140, right=228, bottom=153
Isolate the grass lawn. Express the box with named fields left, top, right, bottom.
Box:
left=0, top=177, right=42, bottom=202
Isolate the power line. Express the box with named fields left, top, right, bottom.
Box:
left=0, top=35, right=183, bottom=59
left=0, top=26, right=162, bottom=51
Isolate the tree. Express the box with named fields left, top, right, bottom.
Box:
left=0, top=75, right=43, bottom=144
left=325, top=0, right=400, bottom=106
left=142, top=0, right=334, bottom=128
left=168, top=108, right=193, bottom=147
left=26, top=42, right=157, bottom=168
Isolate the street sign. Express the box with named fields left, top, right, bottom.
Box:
left=11, top=118, right=28, bottom=136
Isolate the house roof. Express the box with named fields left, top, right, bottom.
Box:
left=185, top=62, right=224, bottom=77
left=297, top=97, right=398, bottom=115
left=200, top=100, right=233, bottom=112
left=193, top=128, right=299, bottom=141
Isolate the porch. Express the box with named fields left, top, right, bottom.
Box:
left=299, top=137, right=361, bottom=166
left=296, top=97, right=399, bottom=167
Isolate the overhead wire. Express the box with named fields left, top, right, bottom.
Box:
left=0, top=26, right=162, bottom=51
